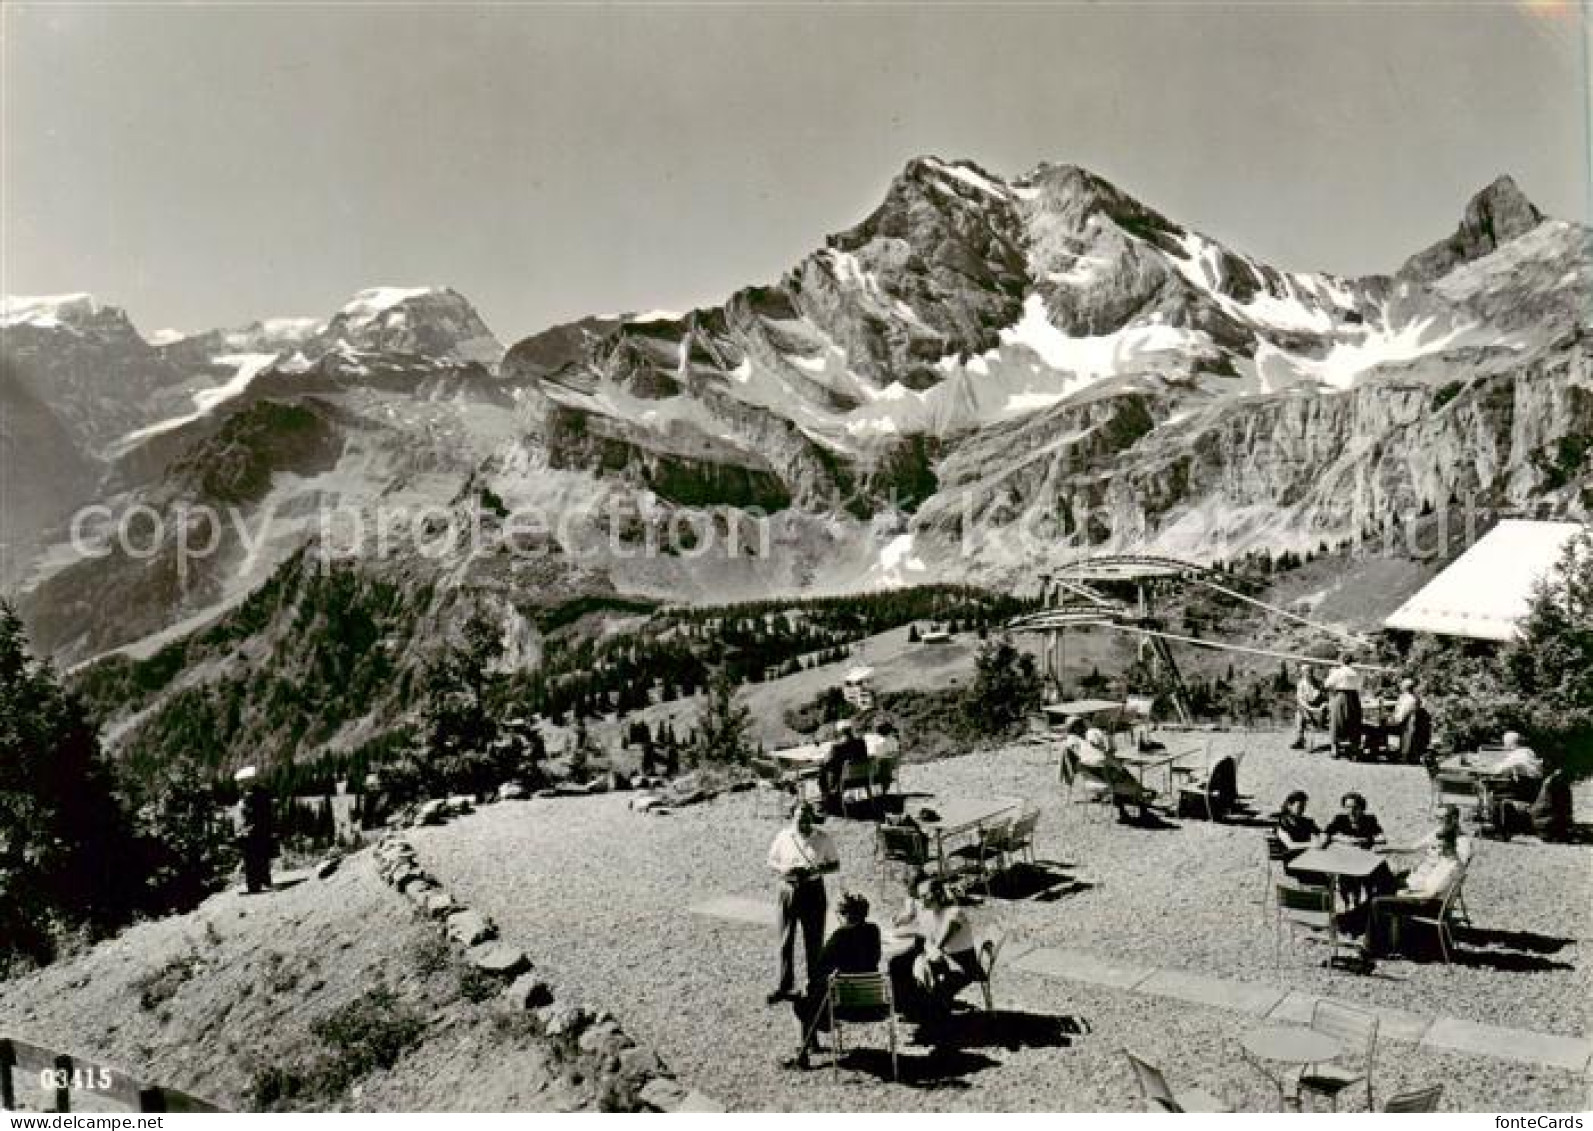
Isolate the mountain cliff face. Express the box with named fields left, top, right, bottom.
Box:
left=7, top=159, right=1590, bottom=697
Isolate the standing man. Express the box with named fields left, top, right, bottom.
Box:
left=1323, top=654, right=1364, bottom=758
left=1289, top=665, right=1328, bottom=750
left=766, top=802, right=839, bottom=1005
left=234, top=766, right=275, bottom=895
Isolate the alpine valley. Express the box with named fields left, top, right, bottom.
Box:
left=4, top=158, right=1589, bottom=769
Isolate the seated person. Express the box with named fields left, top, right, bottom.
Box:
left=909, top=880, right=981, bottom=1018
left=1289, top=665, right=1329, bottom=750
left=1387, top=679, right=1431, bottom=761
left=1350, top=806, right=1468, bottom=956
left=1322, top=791, right=1389, bottom=902
left=1075, top=727, right=1154, bottom=823
left=1274, top=790, right=1322, bottom=861
left=1490, top=765, right=1571, bottom=842
left=1323, top=791, right=1386, bottom=849
left=818, top=721, right=870, bottom=814
left=1487, top=732, right=1545, bottom=801
left=784, top=892, right=882, bottom=1069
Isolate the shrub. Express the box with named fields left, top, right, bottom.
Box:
left=964, top=635, right=1041, bottom=735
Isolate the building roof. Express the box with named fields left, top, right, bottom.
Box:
left=843, top=665, right=875, bottom=683
left=1383, top=519, right=1586, bottom=641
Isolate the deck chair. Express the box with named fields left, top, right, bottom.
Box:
left=1299, top=1000, right=1377, bottom=1111
left=875, top=822, right=933, bottom=885
left=1122, top=1050, right=1231, bottom=1113
left=1275, top=879, right=1361, bottom=972
left=821, top=972, right=899, bottom=1081
left=1382, top=1085, right=1443, bottom=1112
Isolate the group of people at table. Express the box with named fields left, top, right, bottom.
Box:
left=1273, top=790, right=1469, bottom=960
left=1291, top=657, right=1431, bottom=761
left=764, top=801, right=983, bottom=1070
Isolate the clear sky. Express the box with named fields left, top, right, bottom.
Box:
left=3, top=2, right=1588, bottom=344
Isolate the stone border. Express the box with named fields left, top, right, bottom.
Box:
left=371, top=832, right=725, bottom=1112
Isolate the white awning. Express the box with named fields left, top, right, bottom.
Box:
left=1383, top=519, right=1586, bottom=641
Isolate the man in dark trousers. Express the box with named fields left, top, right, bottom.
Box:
left=765, top=802, right=839, bottom=1005
left=234, top=766, right=275, bottom=894
left=818, top=720, right=869, bottom=815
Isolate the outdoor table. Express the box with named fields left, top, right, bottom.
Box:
left=1240, top=1023, right=1343, bottom=1110
left=1042, top=699, right=1124, bottom=722
left=914, top=796, right=1022, bottom=876
left=1438, top=751, right=1512, bottom=778
left=1117, top=745, right=1203, bottom=794
left=1288, top=844, right=1387, bottom=879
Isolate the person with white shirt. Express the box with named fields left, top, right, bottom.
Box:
left=766, top=802, right=840, bottom=1005
left=910, top=880, right=981, bottom=1014
left=1323, top=654, right=1365, bottom=757
left=1495, top=732, right=1544, bottom=782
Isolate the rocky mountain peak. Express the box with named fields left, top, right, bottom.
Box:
left=304, top=285, right=504, bottom=368
left=1399, top=173, right=1547, bottom=281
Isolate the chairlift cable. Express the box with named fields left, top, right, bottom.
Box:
left=1096, top=621, right=1394, bottom=672
left=1192, top=577, right=1371, bottom=649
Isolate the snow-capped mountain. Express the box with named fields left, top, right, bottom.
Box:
left=9, top=159, right=1591, bottom=672
left=301, top=286, right=504, bottom=368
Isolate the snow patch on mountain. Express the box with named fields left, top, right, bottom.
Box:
left=110, top=352, right=280, bottom=452
left=340, top=287, right=437, bottom=326
left=1, top=293, right=100, bottom=329
left=998, top=294, right=1203, bottom=376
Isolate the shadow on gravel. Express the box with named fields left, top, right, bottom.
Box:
left=820, top=1009, right=1087, bottom=1087
left=986, top=863, right=1094, bottom=902
left=1436, top=927, right=1579, bottom=972
left=826, top=1047, right=997, bottom=1089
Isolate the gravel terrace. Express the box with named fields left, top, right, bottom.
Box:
left=409, top=731, right=1593, bottom=1112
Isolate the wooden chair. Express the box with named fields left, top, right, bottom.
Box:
left=1382, top=1085, right=1443, bottom=1112
left=1122, top=1050, right=1231, bottom=1113
left=1275, top=879, right=1361, bottom=972
left=1299, top=1000, right=1377, bottom=1111
left=821, top=972, right=899, bottom=1081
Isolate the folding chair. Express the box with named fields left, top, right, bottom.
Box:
left=1382, top=1085, right=1443, bottom=1112
left=969, top=935, right=1004, bottom=1011
left=820, top=972, right=899, bottom=1081
left=875, top=823, right=933, bottom=885
left=1393, top=859, right=1472, bottom=967
left=1122, top=1049, right=1231, bottom=1113
left=949, top=818, right=1011, bottom=896
left=1431, top=772, right=1480, bottom=822
left=1275, top=879, right=1362, bottom=972
left=1258, top=833, right=1295, bottom=923
left=995, top=808, right=1041, bottom=870
left=1299, top=1000, right=1377, bottom=1111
